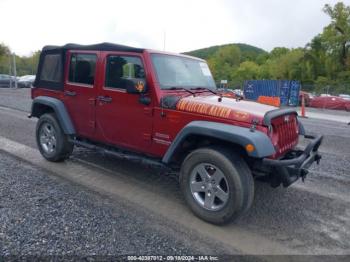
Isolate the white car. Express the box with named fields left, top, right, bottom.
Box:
left=339, top=94, right=350, bottom=100
left=18, top=75, right=36, bottom=88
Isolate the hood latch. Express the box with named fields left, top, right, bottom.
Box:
left=250, top=119, right=259, bottom=132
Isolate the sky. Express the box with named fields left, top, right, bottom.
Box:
left=1, top=0, right=349, bottom=56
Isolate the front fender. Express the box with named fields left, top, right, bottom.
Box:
left=31, top=96, right=75, bottom=135
left=162, top=121, right=276, bottom=163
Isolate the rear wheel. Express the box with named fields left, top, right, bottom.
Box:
left=180, top=147, right=254, bottom=225
left=36, top=113, right=73, bottom=162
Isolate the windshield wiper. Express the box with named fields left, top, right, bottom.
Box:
left=168, top=87, right=195, bottom=95
left=189, top=87, right=218, bottom=95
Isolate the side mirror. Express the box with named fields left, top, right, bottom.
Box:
left=139, top=96, right=151, bottom=105
left=126, top=79, right=148, bottom=94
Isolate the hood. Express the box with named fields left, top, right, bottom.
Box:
left=176, top=95, right=277, bottom=124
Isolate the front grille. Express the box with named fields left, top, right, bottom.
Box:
left=272, top=114, right=299, bottom=155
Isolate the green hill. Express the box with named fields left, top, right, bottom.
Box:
left=184, top=43, right=267, bottom=60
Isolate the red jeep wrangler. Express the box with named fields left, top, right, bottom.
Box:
left=30, top=43, right=322, bottom=224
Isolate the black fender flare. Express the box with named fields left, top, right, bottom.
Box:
left=30, top=96, right=75, bottom=135
left=162, top=121, right=276, bottom=164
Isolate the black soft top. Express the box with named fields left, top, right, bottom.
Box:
left=42, top=42, right=145, bottom=53
left=34, top=43, right=144, bottom=90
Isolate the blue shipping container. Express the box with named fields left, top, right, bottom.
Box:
left=243, top=80, right=300, bottom=107
left=288, top=80, right=301, bottom=106
left=279, top=80, right=290, bottom=106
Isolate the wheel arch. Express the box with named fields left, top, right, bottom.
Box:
left=162, top=121, right=276, bottom=165
left=30, top=96, right=75, bottom=135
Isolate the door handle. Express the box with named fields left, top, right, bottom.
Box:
left=97, top=96, right=112, bottom=103
left=64, top=90, right=76, bottom=97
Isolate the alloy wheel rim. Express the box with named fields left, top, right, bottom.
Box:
left=39, top=122, right=57, bottom=154
left=189, top=163, right=229, bottom=211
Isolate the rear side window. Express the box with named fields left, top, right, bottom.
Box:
left=68, top=54, right=97, bottom=85
left=105, top=55, right=145, bottom=89
left=40, top=54, right=62, bottom=82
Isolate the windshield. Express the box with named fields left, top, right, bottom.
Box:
left=151, top=54, right=216, bottom=90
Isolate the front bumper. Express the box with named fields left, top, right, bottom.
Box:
left=262, top=135, right=323, bottom=187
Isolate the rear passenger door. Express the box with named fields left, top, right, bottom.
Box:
left=95, top=52, right=153, bottom=153
left=64, top=51, right=99, bottom=139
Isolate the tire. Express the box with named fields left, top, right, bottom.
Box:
left=36, top=113, right=74, bottom=162
left=180, top=146, right=254, bottom=225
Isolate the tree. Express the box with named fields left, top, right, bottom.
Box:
left=213, top=45, right=241, bottom=68
left=232, top=61, right=260, bottom=82
left=322, top=2, right=350, bottom=70
left=303, top=35, right=327, bottom=79
left=17, top=51, right=41, bottom=75
left=207, top=45, right=242, bottom=84
left=0, top=43, right=11, bottom=74
left=266, top=49, right=304, bottom=80
left=270, top=47, right=289, bottom=59
left=207, top=56, right=232, bottom=83
left=314, top=76, right=333, bottom=94
left=0, top=43, right=10, bottom=57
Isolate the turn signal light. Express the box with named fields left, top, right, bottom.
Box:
left=245, top=144, right=255, bottom=153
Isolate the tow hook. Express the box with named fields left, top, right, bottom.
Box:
left=301, top=169, right=308, bottom=182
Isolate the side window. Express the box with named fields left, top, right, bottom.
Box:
left=68, top=53, right=97, bottom=86
left=105, top=55, right=145, bottom=89
left=40, top=54, right=62, bottom=82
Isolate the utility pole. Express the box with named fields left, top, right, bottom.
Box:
left=32, top=54, right=35, bottom=74
left=12, top=53, right=17, bottom=88
left=8, top=54, right=12, bottom=88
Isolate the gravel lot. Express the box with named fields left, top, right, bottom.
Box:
left=0, top=151, right=228, bottom=256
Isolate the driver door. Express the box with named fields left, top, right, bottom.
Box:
left=95, top=52, right=153, bottom=153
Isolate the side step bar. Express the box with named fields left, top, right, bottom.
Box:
left=68, top=138, right=172, bottom=171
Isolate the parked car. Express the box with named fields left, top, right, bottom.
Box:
left=18, top=75, right=36, bottom=88
left=233, top=89, right=244, bottom=97
left=339, top=94, right=350, bottom=101
left=217, top=88, right=237, bottom=99
left=310, top=95, right=350, bottom=111
left=0, top=74, right=16, bottom=88
left=29, top=43, right=323, bottom=224
left=216, top=89, right=244, bottom=99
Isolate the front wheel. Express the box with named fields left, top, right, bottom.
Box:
left=36, top=113, right=74, bottom=162
left=180, top=147, right=254, bottom=225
